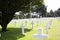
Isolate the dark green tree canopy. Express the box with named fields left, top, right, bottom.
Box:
left=0, top=0, right=31, bottom=12
left=0, top=0, right=44, bottom=32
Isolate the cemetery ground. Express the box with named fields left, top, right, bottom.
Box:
left=0, top=18, right=60, bottom=40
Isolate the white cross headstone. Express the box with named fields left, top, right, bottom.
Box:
left=25, top=20, right=27, bottom=26
left=37, top=20, right=39, bottom=26
left=46, top=23, right=50, bottom=34
left=31, top=21, right=34, bottom=29
left=45, top=20, right=52, bottom=34
left=21, top=21, right=24, bottom=35
left=33, top=28, right=48, bottom=40
left=12, top=19, right=18, bottom=27
left=46, top=24, right=49, bottom=34
left=49, top=20, right=52, bottom=28
left=46, top=20, right=52, bottom=29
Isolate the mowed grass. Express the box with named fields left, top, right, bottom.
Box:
left=0, top=18, right=60, bottom=40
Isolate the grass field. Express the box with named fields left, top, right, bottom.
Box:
left=0, top=18, right=60, bottom=40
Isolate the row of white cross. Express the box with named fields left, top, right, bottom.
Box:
left=21, top=20, right=40, bottom=34
left=33, top=20, right=52, bottom=40
left=12, top=19, right=52, bottom=40
left=12, top=19, right=35, bottom=34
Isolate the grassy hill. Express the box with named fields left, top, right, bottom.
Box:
left=0, top=18, right=60, bottom=40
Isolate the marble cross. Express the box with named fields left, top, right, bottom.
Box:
left=25, top=20, right=27, bottom=26
left=46, top=20, right=52, bottom=34
left=31, top=21, right=34, bottom=29
left=21, top=21, right=24, bottom=35
left=12, top=19, right=18, bottom=27
left=33, top=28, right=48, bottom=40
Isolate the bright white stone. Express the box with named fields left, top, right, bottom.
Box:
left=33, top=28, right=48, bottom=40
left=21, top=21, right=24, bottom=35
left=48, top=20, right=52, bottom=28
left=46, top=20, right=52, bottom=34
left=37, top=20, right=39, bottom=26
left=31, top=21, right=34, bottom=29
left=25, top=20, right=27, bottom=26
left=11, top=19, right=18, bottom=26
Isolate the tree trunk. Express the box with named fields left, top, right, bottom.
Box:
left=1, top=24, right=7, bottom=32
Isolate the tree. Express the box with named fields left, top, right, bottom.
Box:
left=0, top=0, right=30, bottom=32
left=54, top=8, right=60, bottom=17
left=0, top=0, right=44, bottom=32
left=30, top=0, right=47, bottom=17
left=34, top=5, right=47, bottom=17
left=49, top=10, right=54, bottom=17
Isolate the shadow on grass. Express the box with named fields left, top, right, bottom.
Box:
left=0, top=28, right=32, bottom=40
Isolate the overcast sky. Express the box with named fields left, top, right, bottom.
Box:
left=44, top=0, right=60, bottom=12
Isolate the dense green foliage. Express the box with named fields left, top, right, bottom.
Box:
left=0, top=0, right=44, bottom=31
left=0, top=0, right=31, bottom=31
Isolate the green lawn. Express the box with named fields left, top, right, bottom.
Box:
left=0, top=18, right=60, bottom=40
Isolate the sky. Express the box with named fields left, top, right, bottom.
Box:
left=44, top=0, right=60, bottom=12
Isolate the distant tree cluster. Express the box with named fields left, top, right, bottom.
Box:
left=54, top=8, right=60, bottom=17
left=14, top=5, right=47, bottom=19
left=46, top=8, right=60, bottom=17
left=14, top=7, right=60, bottom=19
